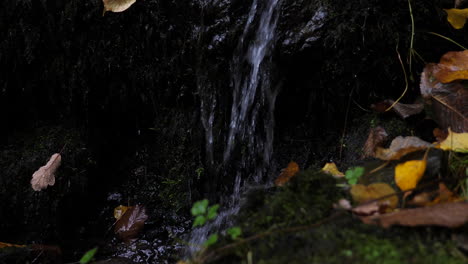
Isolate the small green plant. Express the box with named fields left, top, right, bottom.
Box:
left=190, top=199, right=242, bottom=250
left=191, top=199, right=220, bottom=227
left=79, top=247, right=98, bottom=264
left=195, top=167, right=204, bottom=179
left=345, top=167, right=364, bottom=185
left=227, top=227, right=242, bottom=240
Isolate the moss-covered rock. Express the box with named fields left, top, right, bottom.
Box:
left=198, top=169, right=466, bottom=264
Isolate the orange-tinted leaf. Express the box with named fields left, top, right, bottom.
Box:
left=445, top=9, right=468, bottom=29
left=361, top=201, right=468, bottom=228
left=394, top=158, right=427, bottom=191
left=114, top=205, right=129, bottom=220
left=350, top=183, right=398, bottom=210
left=114, top=205, right=148, bottom=243
left=0, top=242, right=26, bottom=248
left=431, top=50, right=468, bottom=83
left=275, top=161, right=300, bottom=186
left=437, top=128, right=468, bottom=152
left=374, top=136, right=431, bottom=160
left=321, top=162, right=344, bottom=178
left=362, top=127, right=388, bottom=158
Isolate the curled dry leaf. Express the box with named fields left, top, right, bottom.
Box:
left=114, top=205, right=148, bottom=243
left=374, top=136, right=432, bottom=160
left=361, top=202, right=468, bottom=228
left=31, top=153, right=61, bottom=191
left=321, top=162, right=345, bottom=178
left=103, top=0, right=136, bottom=15
left=362, top=126, right=388, bottom=158
left=275, top=161, right=300, bottom=186
left=437, top=128, right=468, bottom=152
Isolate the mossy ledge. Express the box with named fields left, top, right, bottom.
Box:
left=194, top=169, right=466, bottom=264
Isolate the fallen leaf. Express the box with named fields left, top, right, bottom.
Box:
left=394, top=150, right=428, bottom=191
left=321, top=162, right=345, bottom=178
left=103, top=0, right=136, bottom=15
left=420, top=63, right=468, bottom=132
left=438, top=128, right=468, bottom=152
left=361, top=201, right=468, bottom=228
left=445, top=8, right=468, bottom=29
left=374, top=136, right=432, bottom=160
left=433, top=128, right=448, bottom=142
left=429, top=50, right=468, bottom=83
left=362, top=126, right=388, bottom=158
left=114, top=205, right=148, bottom=243
left=275, top=161, right=300, bottom=186
left=371, top=100, right=424, bottom=119
left=350, top=183, right=398, bottom=211
left=0, top=242, right=26, bottom=248
left=31, top=153, right=61, bottom=191
left=114, top=205, right=129, bottom=220
left=429, top=183, right=461, bottom=205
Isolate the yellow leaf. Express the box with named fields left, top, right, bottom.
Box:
left=321, top=162, right=345, bottom=178
left=438, top=128, right=468, bottom=152
left=274, top=161, right=300, bottom=186
left=114, top=205, right=130, bottom=220
left=350, top=183, right=398, bottom=209
left=103, top=0, right=137, bottom=15
left=445, top=9, right=468, bottom=29
left=394, top=158, right=427, bottom=191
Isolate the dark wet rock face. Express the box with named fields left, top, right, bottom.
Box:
left=0, top=0, right=459, bottom=262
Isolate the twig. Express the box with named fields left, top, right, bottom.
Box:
left=385, top=46, right=408, bottom=112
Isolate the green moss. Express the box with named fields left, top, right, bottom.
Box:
left=207, top=168, right=466, bottom=264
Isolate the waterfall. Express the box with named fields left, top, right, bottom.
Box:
left=190, top=0, right=281, bottom=256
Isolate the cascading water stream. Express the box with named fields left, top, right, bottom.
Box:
left=189, top=0, right=281, bottom=256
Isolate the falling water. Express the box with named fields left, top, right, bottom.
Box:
left=189, top=0, right=280, bottom=256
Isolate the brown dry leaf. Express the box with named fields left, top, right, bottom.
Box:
left=103, top=0, right=136, bottom=15
left=408, top=183, right=460, bottom=206
left=275, top=161, right=300, bottom=186
left=421, top=64, right=468, bottom=132
left=362, top=126, right=388, bottom=158
left=31, top=153, right=61, bottom=191
left=445, top=9, right=468, bottom=29
left=433, top=128, right=448, bottom=142
left=429, top=183, right=462, bottom=205
left=394, top=152, right=428, bottom=191
left=114, top=205, right=148, bottom=243
left=437, top=128, right=468, bottom=152
left=350, top=183, right=398, bottom=211
left=114, top=205, right=129, bottom=220
left=0, top=242, right=26, bottom=248
left=361, top=201, right=468, bottom=228
left=321, top=162, right=345, bottom=178
left=374, top=136, right=432, bottom=160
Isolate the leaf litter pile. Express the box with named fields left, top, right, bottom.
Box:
left=277, top=50, right=468, bottom=231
